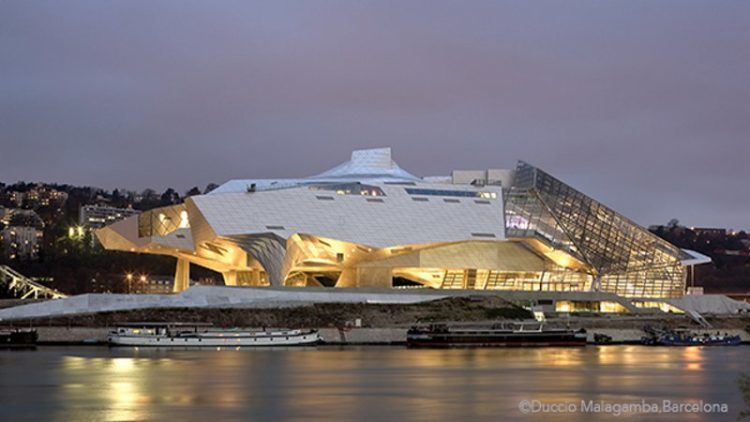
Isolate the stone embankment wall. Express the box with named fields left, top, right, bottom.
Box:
left=21, top=326, right=750, bottom=345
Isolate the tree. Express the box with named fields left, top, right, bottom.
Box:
left=141, top=188, right=157, bottom=200
left=185, top=187, right=201, bottom=197
left=204, top=183, right=219, bottom=194
left=160, top=188, right=180, bottom=206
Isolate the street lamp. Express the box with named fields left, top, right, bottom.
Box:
left=125, top=273, right=133, bottom=293
left=138, top=275, right=148, bottom=294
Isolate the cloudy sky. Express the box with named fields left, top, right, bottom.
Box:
left=1, top=1, right=748, bottom=229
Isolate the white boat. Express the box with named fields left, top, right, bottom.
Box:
left=107, top=322, right=322, bottom=347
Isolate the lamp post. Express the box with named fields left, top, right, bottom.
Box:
left=126, top=273, right=133, bottom=293
left=139, top=275, right=147, bottom=294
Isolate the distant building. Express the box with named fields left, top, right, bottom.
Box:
left=1, top=210, right=44, bottom=260
left=79, top=205, right=141, bottom=230
left=7, top=185, right=68, bottom=209
left=1, top=227, right=44, bottom=260
left=691, top=227, right=727, bottom=238
left=451, top=169, right=515, bottom=187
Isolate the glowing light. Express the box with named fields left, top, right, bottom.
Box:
left=179, top=210, right=190, bottom=228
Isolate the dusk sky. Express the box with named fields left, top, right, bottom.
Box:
left=1, top=1, right=748, bottom=230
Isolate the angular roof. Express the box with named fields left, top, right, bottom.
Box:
left=309, top=147, right=419, bottom=181
left=211, top=148, right=418, bottom=194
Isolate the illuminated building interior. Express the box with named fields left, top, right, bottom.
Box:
left=96, top=148, right=706, bottom=299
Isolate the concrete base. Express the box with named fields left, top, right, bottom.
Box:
left=1, top=284, right=749, bottom=322
left=0, top=285, right=449, bottom=321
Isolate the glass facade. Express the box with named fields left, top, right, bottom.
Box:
left=137, top=204, right=188, bottom=238
left=506, top=162, right=688, bottom=298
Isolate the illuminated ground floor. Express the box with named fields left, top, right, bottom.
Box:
left=108, top=233, right=696, bottom=301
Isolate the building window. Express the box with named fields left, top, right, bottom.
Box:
left=310, top=183, right=386, bottom=197
left=405, top=188, right=496, bottom=198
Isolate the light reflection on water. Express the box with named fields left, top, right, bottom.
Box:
left=0, top=345, right=747, bottom=421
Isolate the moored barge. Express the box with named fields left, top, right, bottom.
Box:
left=641, top=329, right=741, bottom=346
left=108, top=322, right=322, bottom=347
left=0, top=328, right=38, bottom=348
left=407, top=324, right=587, bottom=347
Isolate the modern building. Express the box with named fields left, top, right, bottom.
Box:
left=79, top=205, right=141, bottom=230
left=97, top=148, right=708, bottom=299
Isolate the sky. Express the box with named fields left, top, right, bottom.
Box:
left=1, top=1, right=748, bottom=230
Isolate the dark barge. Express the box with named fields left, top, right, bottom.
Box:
left=407, top=324, right=587, bottom=348
left=0, top=329, right=38, bottom=348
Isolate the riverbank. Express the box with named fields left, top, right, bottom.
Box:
left=16, top=324, right=750, bottom=346
left=4, top=295, right=750, bottom=345
left=0, top=296, right=531, bottom=328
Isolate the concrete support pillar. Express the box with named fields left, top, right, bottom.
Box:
left=337, top=267, right=391, bottom=288
left=223, top=271, right=238, bottom=286
left=590, top=275, right=602, bottom=292
left=173, top=258, right=190, bottom=293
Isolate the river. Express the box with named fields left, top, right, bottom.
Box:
left=1, top=345, right=747, bottom=421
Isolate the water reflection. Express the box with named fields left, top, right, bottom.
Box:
left=0, top=346, right=746, bottom=421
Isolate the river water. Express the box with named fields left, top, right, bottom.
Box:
left=0, top=345, right=747, bottom=421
